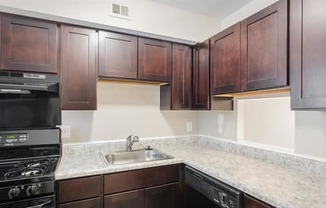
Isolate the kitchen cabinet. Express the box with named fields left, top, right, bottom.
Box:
left=1, top=14, right=58, bottom=73
left=144, top=183, right=178, bottom=208
left=161, top=44, right=192, bottom=110
left=104, top=165, right=181, bottom=208
left=240, top=0, right=288, bottom=91
left=98, top=31, right=137, bottom=79
left=244, top=194, right=273, bottom=208
left=57, top=176, right=101, bottom=208
left=60, top=25, right=97, bottom=110
left=104, top=190, right=144, bottom=208
left=192, top=40, right=210, bottom=110
left=210, top=23, right=240, bottom=95
left=138, top=38, right=172, bottom=82
left=104, top=184, right=178, bottom=208
left=290, top=0, right=326, bottom=109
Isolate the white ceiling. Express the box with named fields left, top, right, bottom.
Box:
left=150, top=0, right=253, bottom=18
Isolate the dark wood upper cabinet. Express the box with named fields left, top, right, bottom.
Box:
left=290, top=0, right=326, bottom=109
left=240, top=0, right=288, bottom=91
left=1, top=14, right=58, bottom=73
left=210, top=23, right=241, bottom=95
left=193, top=40, right=210, bottom=110
left=98, top=31, right=137, bottom=79
left=244, top=194, right=274, bottom=208
left=60, top=25, right=97, bottom=110
left=171, top=44, right=192, bottom=110
left=160, top=44, right=192, bottom=110
left=138, top=38, right=172, bottom=82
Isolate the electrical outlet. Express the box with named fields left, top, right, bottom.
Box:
left=60, top=125, right=71, bottom=138
left=217, top=114, right=224, bottom=134
left=186, top=122, right=193, bottom=132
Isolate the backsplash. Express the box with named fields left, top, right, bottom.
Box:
left=62, top=135, right=326, bottom=178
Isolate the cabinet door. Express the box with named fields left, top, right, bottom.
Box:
left=171, top=44, right=192, bottom=110
left=244, top=194, right=273, bottom=208
left=60, top=25, right=97, bottom=110
left=98, top=31, right=137, bottom=79
left=104, top=190, right=144, bottom=208
left=290, top=0, right=326, bottom=109
left=240, top=0, right=288, bottom=91
left=59, top=198, right=101, bottom=208
left=1, top=14, right=58, bottom=73
left=193, top=40, right=210, bottom=110
left=138, top=38, right=172, bottom=82
left=210, top=23, right=240, bottom=95
left=144, top=183, right=178, bottom=208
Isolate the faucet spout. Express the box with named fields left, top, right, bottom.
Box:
left=126, top=135, right=139, bottom=151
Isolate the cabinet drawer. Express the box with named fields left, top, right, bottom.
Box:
left=58, top=176, right=101, bottom=203
left=104, top=165, right=179, bottom=194
left=59, top=197, right=101, bottom=208
left=104, top=190, right=144, bottom=208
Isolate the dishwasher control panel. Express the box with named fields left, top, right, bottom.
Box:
left=213, top=189, right=238, bottom=208
left=185, top=166, right=243, bottom=208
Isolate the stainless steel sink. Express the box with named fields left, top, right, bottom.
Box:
left=101, top=148, right=173, bottom=165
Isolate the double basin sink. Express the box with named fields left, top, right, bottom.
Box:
left=100, top=148, right=173, bottom=165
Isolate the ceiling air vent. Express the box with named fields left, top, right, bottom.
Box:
left=110, top=1, right=131, bottom=20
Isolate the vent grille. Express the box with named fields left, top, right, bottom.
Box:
left=121, top=6, right=129, bottom=16
left=112, top=3, right=120, bottom=14
left=110, top=2, right=130, bottom=20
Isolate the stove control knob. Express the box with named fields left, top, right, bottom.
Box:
left=8, top=187, right=20, bottom=199
left=26, top=184, right=39, bottom=196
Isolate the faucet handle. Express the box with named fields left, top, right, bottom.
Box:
left=126, top=135, right=133, bottom=141
left=133, top=136, right=139, bottom=142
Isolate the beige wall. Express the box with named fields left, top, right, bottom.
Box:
left=62, top=82, right=198, bottom=143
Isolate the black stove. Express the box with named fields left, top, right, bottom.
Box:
left=0, top=128, right=61, bottom=208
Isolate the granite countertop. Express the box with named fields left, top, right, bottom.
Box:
left=56, top=138, right=326, bottom=208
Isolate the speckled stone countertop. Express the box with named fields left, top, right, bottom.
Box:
left=56, top=136, right=326, bottom=208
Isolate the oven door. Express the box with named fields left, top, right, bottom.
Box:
left=0, top=195, right=55, bottom=208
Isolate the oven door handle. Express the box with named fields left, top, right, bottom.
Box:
left=25, top=199, right=52, bottom=208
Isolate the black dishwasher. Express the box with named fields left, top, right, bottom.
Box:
left=185, top=166, right=243, bottom=208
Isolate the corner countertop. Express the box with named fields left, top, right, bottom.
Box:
left=56, top=140, right=326, bottom=208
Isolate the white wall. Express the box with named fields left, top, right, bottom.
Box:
left=295, top=111, right=326, bottom=159
left=0, top=0, right=220, bottom=42
left=221, top=0, right=278, bottom=30
left=62, top=82, right=199, bottom=143
left=237, top=97, right=295, bottom=151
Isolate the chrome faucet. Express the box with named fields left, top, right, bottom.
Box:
left=126, top=135, right=139, bottom=151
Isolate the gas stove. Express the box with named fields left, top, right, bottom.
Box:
left=0, top=128, right=61, bottom=208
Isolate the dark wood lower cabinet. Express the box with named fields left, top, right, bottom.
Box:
left=57, top=165, right=182, bottom=208
left=145, top=183, right=178, bottom=208
left=244, top=194, right=273, bottom=208
left=104, top=190, right=144, bottom=208
left=59, top=198, right=101, bottom=208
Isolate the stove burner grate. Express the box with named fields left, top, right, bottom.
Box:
left=4, top=159, right=51, bottom=180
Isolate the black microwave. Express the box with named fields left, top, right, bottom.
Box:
left=0, top=71, right=61, bottom=129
